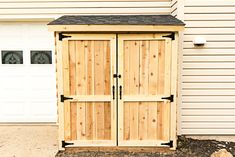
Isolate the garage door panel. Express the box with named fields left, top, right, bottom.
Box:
left=0, top=22, right=56, bottom=122
left=0, top=102, right=25, bottom=115
left=30, top=101, right=56, bottom=115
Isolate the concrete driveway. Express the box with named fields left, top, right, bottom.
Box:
left=0, top=125, right=58, bottom=157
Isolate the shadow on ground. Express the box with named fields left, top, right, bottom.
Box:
left=55, top=136, right=235, bottom=157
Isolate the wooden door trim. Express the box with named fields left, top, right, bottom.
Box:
left=56, top=32, right=65, bottom=150
left=62, top=95, right=112, bottom=102
left=64, top=140, right=116, bottom=147
left=118, top=34, right=176, bottom=147
left=117, top=35, right=124, bottom=145
left=59, top=33, right=117, bottom=148
left=170, top=32, right=178, bottom=150
left=61, top=33, right=117, bottom=40
left=62, top=39, right=71, bottom=141
left=123, top=95, right=172, bottom=102
left=118, top=140, right=170, bottom=147
left=57, top=33, right=178, bottom=149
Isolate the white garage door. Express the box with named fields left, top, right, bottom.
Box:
left=0, top=22, right=56, bottom=122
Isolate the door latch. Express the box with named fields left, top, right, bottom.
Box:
left=161, top=95, right=174, bottom=102
left=113, top=74, right=121, bottom=78
left=60, top=95, right=73, bottom=102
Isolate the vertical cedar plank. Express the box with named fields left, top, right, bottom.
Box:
left=81, top=41, right=88, bottom=139
left=123, top=41, right=130, bottom=140
left=75, top=41, right=82, bottom=140
left=69, top=41, right=77, bottom=140
left=62, top=40, right=71, bottom=141
left=138, top=41, right=148, bottom=140
left=129, top=41, right=140, bottom=140
left=157, top=41, right=165, bottom=140
left=76, top=40, right=86, bottom=140
left=91, top=41, right=97, bottom=141
left=86, top=40, right=94, bottom=140
left=163, top=39, right=171, bottom=140
left=104, top=41, right=111, bottom=140
left=94, top=41, right=105, bottom=140
left=148, top=40, right=159, bottom=140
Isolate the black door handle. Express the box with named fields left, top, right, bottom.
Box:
left=119, top=86, right=122, bottom=100
left=112, top=86, right=115, bottom=100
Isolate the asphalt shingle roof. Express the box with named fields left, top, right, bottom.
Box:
left=48, top=15, right=185, bottom=25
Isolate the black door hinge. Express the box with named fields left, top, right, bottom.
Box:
left=162, top=95, right=174, bottom=102
left=60, top=95, right=73, bottom=102
left=161, top=140, right=173, bottom=148
left=59, top=33, right=71, bottom=41
left=113, top=74, right=121, bottom=78
left=163, top=33, right=175, bottom=40
left=62, top=140, right=74, bottom=148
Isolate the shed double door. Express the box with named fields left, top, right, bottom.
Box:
left=61, top=34, right=173, bottom=147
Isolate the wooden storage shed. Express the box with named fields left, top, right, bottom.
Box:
left=48, top=15, right=184, bottom=150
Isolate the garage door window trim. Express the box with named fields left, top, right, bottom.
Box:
left=30, top=50, right=52, bottom=64
left=1, top=50, right=23, bottom=64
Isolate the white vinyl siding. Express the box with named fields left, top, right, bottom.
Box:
left=171, top=0, right=177, bottom=17
left=0, top=0, right=171, bottom=20
left=180, top=0, right=235, bottom=134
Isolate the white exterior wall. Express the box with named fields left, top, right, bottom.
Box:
left=0, top=0, right=171, bottom=20
left=171, top=0, right=178, bottom=17
left=180, top=0, right=235, bottom=134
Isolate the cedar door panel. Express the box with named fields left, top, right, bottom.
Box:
left=118, top=34, right=172, bottom=146
left=62, top=34, right=116, bottom=146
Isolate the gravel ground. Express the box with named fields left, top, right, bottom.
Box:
left=56, top=136, right=235, bottom=157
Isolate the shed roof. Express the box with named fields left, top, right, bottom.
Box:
left=48, top=15, right=185, bottom=26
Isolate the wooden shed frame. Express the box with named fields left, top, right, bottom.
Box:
left=48, top=15, right=184, bottom=150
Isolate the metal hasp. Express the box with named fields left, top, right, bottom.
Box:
left=59, top=33, right=71, bottom=41
left=60, top=95, right=73, bottom=102
left=162, top=33, right=175, bottom=40
left=161, top=140, right=173, bottom=148
left=113, top=74, right=121, bottom=78
left=62, top=140, right=74, bottom=148
left=161, top=95, right=174, bottom=102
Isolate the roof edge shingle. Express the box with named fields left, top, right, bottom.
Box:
left=48, top=15, right=185, bottom=26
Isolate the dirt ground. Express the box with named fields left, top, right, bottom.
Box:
left=1, top=125, right=234, bottom=157
left=0, top=125, right=58, bottom=157
left=56, top=136, right=235, bottom=157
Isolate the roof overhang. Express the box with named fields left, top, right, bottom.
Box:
left=48, top=15, right=185, bottom=32
left=48, top=24, right=184, bottom=32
